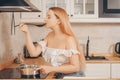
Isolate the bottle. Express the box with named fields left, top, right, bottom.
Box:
left=18, top=53, right=24, bottom=64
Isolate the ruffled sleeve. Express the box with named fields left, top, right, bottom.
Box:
left=50, top=49, right=80, bottom=67
left=63, top=49, right=80, bottom=57
left=37, top=40, right=46, bottom=53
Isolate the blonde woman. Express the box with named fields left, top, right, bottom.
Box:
left=19, top=7, right=86, bottom=78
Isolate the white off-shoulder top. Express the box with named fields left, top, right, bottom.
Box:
left=38, top=40, right=80, bottom=67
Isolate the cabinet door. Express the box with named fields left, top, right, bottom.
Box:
left=21, top=0, right=44, bottom=22
left=44, top=0, right=70, bottom=16
left=70, top=0, right=98, bottom=19
left=111, top=63, right=120, bottom=78
left=86, top=63, right=110, bottom=78
left=20, top=0, right=99, bottom=23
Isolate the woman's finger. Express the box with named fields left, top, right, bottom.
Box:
left=36, top=68, right=40, bottom=71
left=40, top=68, right=44, bottom=72
left=40, top=68, right=46, bottom=74
left=19, top=23, right=22, bottom=26
left=19, top=22, right=25, bottom=27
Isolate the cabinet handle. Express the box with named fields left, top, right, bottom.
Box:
left=71, top=14, right=73, bottom=17
left=38, top=15, right=41, bottom=17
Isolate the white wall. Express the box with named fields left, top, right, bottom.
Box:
left=72, top=23, right=120, bottom=54
left=0, top=13, right=13, bottom=63
left=0, top=13, right=120, bottom=64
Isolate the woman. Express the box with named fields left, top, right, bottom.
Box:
left=19, top=7, right=86, bottom=78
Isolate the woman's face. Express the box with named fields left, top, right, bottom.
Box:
left=45, top=10, right=59, bottom=29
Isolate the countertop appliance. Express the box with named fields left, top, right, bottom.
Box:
left=115, top=42, right=120, bottom=56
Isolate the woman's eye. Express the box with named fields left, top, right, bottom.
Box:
left=48, top=16, right=50, bottom=19
left=46, top=16, right=50, bottom=19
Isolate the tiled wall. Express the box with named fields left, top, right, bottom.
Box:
left=0, top=13, right=120, bottom=63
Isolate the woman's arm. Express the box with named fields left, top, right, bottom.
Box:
left=52, top=54, right=80, bottom=73
left=40, top=36, right=83, bottom=74
left=19, top=23, right=42, bottom=57
left=40, top=54, right=80, bottom=74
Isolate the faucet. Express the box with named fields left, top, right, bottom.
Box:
left=85, top=36, right=90, bottom=60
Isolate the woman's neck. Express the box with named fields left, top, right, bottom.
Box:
left=52, top=25, right=64, bottom=38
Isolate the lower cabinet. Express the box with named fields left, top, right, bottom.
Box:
left=111, top=63, right=120, bottom=78
left=86, top=63, right=110, bottom=78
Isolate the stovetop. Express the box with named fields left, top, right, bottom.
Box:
left=0, top=68, right=47, bottom=79
left=0, top=68, right=20, bottom=79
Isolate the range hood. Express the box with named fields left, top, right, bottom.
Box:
left=0, top=0, right=41, bottom=12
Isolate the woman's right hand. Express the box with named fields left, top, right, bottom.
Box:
left=19, top=23, right=29, bottom=34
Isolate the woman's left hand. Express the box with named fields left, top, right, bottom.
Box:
left=39, top=65, right=53, bottom=74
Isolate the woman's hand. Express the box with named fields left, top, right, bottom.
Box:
left=39, top=65, right=53, bottom=74
left=19, top=22, right=29, bottom=34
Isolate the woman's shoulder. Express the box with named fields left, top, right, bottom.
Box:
left=65, top=35, right=75, bottom=43
left=65, top=35, right=77, bottom=49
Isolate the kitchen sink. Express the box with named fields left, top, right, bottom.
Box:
left=85, top=56, right=107, bottom=60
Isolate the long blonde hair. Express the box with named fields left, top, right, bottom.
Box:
left=49, top=7, right=86, bottom=72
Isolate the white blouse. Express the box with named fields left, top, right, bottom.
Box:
left=38, top=40, right=80, bottom=67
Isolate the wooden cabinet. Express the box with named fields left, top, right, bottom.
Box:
left=86, top=63, right=110, bottom=78
left=21, top=0, right=99, bottom=23
left=111, top=63, right=120, bottom=78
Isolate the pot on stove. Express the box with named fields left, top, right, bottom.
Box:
left=19, top=64, right=40, bottom=79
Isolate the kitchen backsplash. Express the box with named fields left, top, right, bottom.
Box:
left=0, top=13, right=120, bottom=63
left=72, top=23, right=120, bottom=54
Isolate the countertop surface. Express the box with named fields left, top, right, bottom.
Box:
left=86, top=53, right=120, bottom=63
left=0, top=54, right=120, bottom=79
left=0, top=57, right=55, bottom=79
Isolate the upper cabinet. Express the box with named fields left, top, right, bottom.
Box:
left=44, top=0, right=98, bottom=19
left=44, top=0, right=70, bottom=18
left=70, top=0, right=98, bottom=19
left=20, top=0, right=120, bottom=23
left=21, top=0, right=99, bottom=23
left=21, top=0, right=44, bottom=23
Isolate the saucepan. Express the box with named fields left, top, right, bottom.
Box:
left=19, top=64, right=40, bottom=79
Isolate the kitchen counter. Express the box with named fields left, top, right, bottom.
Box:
left=0, top=57, right=55, bottom=79
left=0, top=60, right=13, bottom=71
left=0, top=54, right=120, bottom=79
left=63, top=77, right=120, bottom=80
left=86, top=53, right=120, bottom=63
